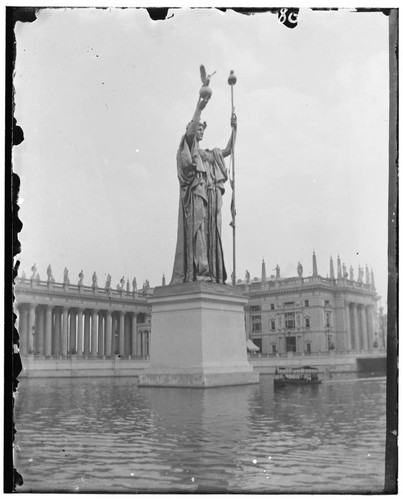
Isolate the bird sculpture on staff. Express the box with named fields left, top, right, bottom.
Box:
left=199, top=64, right=216, bottom=100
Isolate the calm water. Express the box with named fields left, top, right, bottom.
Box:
left=14, top=373, right=386, bottom=493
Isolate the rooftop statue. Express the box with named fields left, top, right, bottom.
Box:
left=365, top=266, right=370, bottom=284
left=92, top=272, right=98, bottom=287
left=31, top=263, right=37, bottom=279
left=63, top=268, right=70, bottom=284
left=105, top=274, right=111, bottom=289
left=132, top=277, right=137, bottom=292
left=170, top=65, right=237, bottom=284
left=47, top=264, right=54, bottom=283
left=349, top=266, right=354, bottom=281
left=116, top=276, right=125, bottom=291
left=78, top=270, right=84, bottom=286
left=297, top=261, right=303, bottom=277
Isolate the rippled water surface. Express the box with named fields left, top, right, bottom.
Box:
left=14, top=373, right=386, bottom=493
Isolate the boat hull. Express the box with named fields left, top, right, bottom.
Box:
left=274, top=379, right=322, bottom=388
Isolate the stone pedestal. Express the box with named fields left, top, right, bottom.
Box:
left=138, top=282, right=259, bottom=388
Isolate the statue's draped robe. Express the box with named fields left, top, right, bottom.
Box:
left=171, top=130, right=228, bottom=284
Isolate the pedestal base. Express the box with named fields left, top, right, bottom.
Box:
left=138, top=367, right=259, bottom=388
left=138, top=282, right=259, bottom=388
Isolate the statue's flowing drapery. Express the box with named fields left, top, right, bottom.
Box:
left=171, top=132, right=228, bottom=284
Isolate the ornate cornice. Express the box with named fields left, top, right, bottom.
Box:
left=14, top=280, right=151, bottom=312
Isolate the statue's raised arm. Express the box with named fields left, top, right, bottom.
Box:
left=186, top=97, right=208, bottom=142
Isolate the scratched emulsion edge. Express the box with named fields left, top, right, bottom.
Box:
left=385, top=7, right=398, bottom=495
left=6, top=6, right=38, bottom=493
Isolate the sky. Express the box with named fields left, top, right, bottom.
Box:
left=13, top=7, right=390, bottom=305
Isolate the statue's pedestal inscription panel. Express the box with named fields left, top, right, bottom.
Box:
left=138, top=282, right=259, bottom=387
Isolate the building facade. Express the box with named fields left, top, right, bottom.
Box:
left=14, top=274, right=152, bottom=359
left=14, top=253, right=382, bottom=361
left=238, top=253, right=381, bottom=355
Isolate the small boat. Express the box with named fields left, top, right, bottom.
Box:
left=274, top=365, right=322, bottom=388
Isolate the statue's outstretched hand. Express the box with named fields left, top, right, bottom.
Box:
left=231, top=112, right=237, bottom=130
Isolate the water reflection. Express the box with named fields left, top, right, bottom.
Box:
left=139, top=385, right=256, bottom=492
left=14, top=373, right=385, bottom=493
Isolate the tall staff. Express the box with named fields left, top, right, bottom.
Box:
left=228, top=70, right=237, bottom=286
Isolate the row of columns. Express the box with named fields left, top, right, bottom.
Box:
left=17, top=304, right=150, bottom=358
left=346, top=303, right=374, bottom=351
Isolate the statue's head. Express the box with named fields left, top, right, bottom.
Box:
left=196, top=121, right=207, bottom=141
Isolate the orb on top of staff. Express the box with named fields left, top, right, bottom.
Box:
left=228, top=70, right=237, bottom=86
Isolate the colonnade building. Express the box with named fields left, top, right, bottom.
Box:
left=15, top=270, right=152, bottom=359
left=14, top=252, right=382, bottom=361
left=238, top=253, right=382, bottom=355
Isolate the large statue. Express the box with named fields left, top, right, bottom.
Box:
left=78, top=270, right=84, bottom=286
left=170, top=66, right=237, bottom=284
left=92, top=272, right=98, bottom=288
